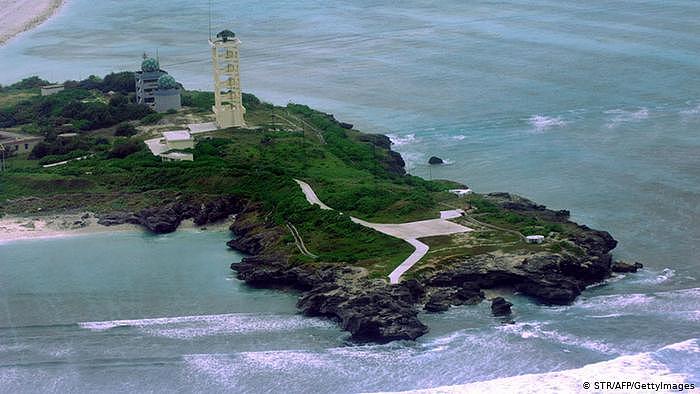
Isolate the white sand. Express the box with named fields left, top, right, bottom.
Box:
left=0, top=213, right=139, bottom=244
left=0, top=0, right=66, bottom=46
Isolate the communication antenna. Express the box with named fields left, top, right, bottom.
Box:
left=208, top=0, right=212, bottom=40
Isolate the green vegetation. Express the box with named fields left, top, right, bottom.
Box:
left=0, top=75, right=581, bottom=278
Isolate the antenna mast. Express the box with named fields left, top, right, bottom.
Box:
left=208, top=0, right=212, bottom=40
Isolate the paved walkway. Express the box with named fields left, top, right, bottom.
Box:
left=294, top=179, right=473, bottom=283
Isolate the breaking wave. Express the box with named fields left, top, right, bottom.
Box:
left=371, top=339, right=699, bottom=393
left=79, top=313, right=334, bottom=339
left=387, top=133, right=418, bottom=146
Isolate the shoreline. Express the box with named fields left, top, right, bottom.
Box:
left=0, top=213, right=233, bottom=244
left=0, top=0, right=67, bottom=46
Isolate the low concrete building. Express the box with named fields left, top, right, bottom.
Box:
left=526, top=235, right=545, bottom=244
left=40, top=84, right=65, bottom=96
left=449, top=188, right=473, bottom=197
left=163, top=130, right=193, bottom=151
left=0, top=131, right=44, bottom=155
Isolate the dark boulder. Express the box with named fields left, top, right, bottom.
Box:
left=491, top=297, right=513, bottom=316
left=611, top=261, right=644, bottom=273
left=424, top=292, right=452, bottom=312
left=428, top=156, right=444, bottom=165
left=339, top=122, right=353, bottom=129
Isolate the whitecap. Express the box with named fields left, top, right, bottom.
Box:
left=527, top=115, right=567, bottom=131
left=680, top=104, right=700, bottom=116
left=604, top=107, right=649, bottom=128
left=497, top=322, right=616, bottom=354
left=451, top=135, right=466, bottom=141
left=79, top=313, right=334, bottom=338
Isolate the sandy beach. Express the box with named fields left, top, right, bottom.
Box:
left=0, top=213, right=234, bottom=244
left=0, top=0, right=66, bottom=46
left=0, top=213, right=140, bottom=244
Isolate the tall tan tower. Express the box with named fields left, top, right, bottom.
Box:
left=210, top=30, right=246, bottom=128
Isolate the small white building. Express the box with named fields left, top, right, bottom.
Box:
left=449, top=188, right=473, bottom=197
left=41, top=84, right=65, bottom=96
left=163, top=130, right=194, bottom=151
left=526, top=235, right=545, bottom=244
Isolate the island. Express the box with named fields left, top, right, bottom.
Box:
left=0, top=74, right=636, bottom=342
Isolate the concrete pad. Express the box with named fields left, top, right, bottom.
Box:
left=353, top=218, right=471, bottom=239
left=144, top=137, right=167, bottom=155
left=440, top=209, right=465, bottom=219
left=187, top=122, right=218, bottom=134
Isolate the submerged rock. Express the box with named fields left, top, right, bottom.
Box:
left=428, top=156, right=444, bottom=165
left=491, top=297, right=513, bottom=316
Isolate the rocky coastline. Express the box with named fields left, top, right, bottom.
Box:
left=222, top=184, right=634, bottom=343
left=91, top=139, right=638, bottom=343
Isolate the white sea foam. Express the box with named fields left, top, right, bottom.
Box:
left=79, top=313, right=334, bottom=338
left=370, top=339, right=699, bottom=394
left=680, top=104, right=700, bottom=116
left=387, top=133, right=417, bottom=146
left=605, top=108, right=650, bottom=128
left=528, top=115, right=567, bottom=131
left=451, top=135, right=466, bottom=141
left=641, top=268, right=676, bottom=284
left=497, top=322, right=616, bottom=354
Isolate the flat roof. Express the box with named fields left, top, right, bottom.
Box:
left=163, top=130, right=191, bottom=141
left=41, top=84, right=64, bottom=89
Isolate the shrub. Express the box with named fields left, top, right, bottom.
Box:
left=140, top=113, right=163, bottom=125
left=108, top=140, right=142, bottom=159
left=114, top=123, right=137, bottom=137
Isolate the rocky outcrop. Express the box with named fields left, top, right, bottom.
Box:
left=98, top=195, right=245, bottom=234
left=491, top=297, right=513, bottom=316
left=428, top=156, right=444, bottom=165
left=612, top=260, right=644, bottom=273
left=297, top=279, right=428, bottom=342
left=232, top=254, right=428, bottom=342
left=228, top=203, right=428, bottom=342
left=424, top=250, right=613, bottom=305
left=356, top=133, right=406, bottom=175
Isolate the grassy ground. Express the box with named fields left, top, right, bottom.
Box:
left=0, top=83, right=579, bottom=279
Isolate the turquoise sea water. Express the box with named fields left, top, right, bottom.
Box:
left=1, top=0, right=698, bottom=392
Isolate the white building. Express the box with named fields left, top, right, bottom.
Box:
left=526, top=235, right=545, bottom=244
left=449, top=188, right=473, bottom=197
left=41, top=84, right=65, bottom=96
left=163, top=130, right=194, bottom=151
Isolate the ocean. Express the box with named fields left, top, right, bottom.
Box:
left=0, top=0, right=698, bottom=392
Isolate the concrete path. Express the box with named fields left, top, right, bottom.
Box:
left=294, top=179, right=472, bottom=283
